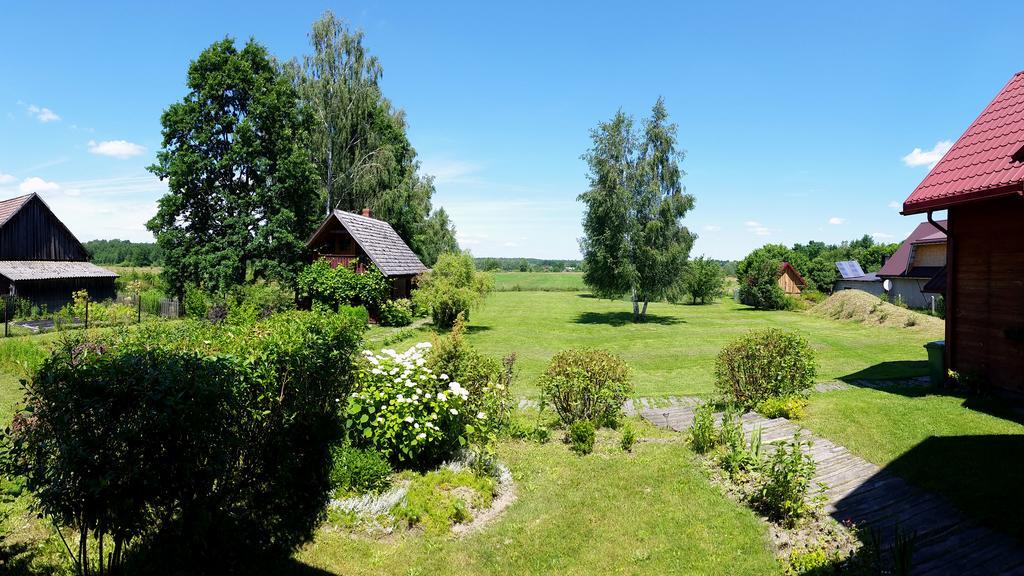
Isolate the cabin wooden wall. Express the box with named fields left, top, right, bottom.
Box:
left=949, top=195, right=1024, bottom=396
left=0, top=196, right=89, bottom=260
left=777, top=269, right=802, bottom=295
left=10, top=277, right=117, bottom=312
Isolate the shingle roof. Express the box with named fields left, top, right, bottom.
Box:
left=0, top=193, right=35, bottom=227
left=903, top=71, right=1024, bottom=214
left=0, top=261, right=119, bottom=282
left=878, top=220, right=946, bottom=277
left=329, top=210, right=427, bottom=277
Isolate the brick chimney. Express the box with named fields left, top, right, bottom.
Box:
left=361, top=207, right=373, bottom=218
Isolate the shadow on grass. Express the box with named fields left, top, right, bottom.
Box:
left=830, top=434, right=1024, bottom=573
left=574, top=311, right=684, bottom=327
left=0, top=538, right=66, bottom=576
left=840, top=362, right=1024, bottom=425
left=839, top=361, right=930, bottom=383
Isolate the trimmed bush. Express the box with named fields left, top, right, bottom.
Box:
left=1, top=309, right=366, bottom=572
left=539, top=349, right=632, bottom=427
left=330, top=446, right=393, bottom=496
left=379, top=298, right=414, bottom=327
left=714, top=329, right=817, bottom=408
left=568, top=420, right=596, bottom=455
left=620, top=422, right=637, bottom=452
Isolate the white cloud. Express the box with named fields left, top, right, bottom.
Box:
left=887, top=200, right=901, bottom=210
left=26, top=104, right=60, bottom=123
left=420, top=158, right=482, bottom=185
left=18, top=176, right=61, bottom=193
left=902, top=140, right=952, bottom=169
left=871, top=232, right=894, bottom=239
left=703, top=224, right=721, bottom=232
left=0, top=171, right=15, bottom=184
left=743, top=220, right=771, bottom=236
left=828, top=217, right=845, bottom=225
left=88, top=140, right=146, bottom=159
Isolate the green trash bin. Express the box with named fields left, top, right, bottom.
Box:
left=924, top=340, right=945, bottom=386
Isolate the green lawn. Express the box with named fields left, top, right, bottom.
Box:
left=293, top=427, right=779, bottom=576
left=491, top=271, right=585, bottom=292
left=386, top=291, right=942, bottom=398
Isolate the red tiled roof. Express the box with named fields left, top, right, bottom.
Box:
left=878, top=220, right=946, bottom=277
left=0, top=193, right=35, bottom=227
left=903, top=71, right=1024, bottom=214
left=778, top=261, right=806, bottom=287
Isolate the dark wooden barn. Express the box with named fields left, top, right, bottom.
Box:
left=902, top=70, right=1024, bottom=398
left=307, top=208, right=428, bottom=300
left=0, top=193, right=117, bottom=311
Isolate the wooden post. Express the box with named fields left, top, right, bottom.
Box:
left=137, top=293, right=142, bottom=323
left=85, top=297, right=89, bottom=329
left=4, top=296, right=8, bottom=338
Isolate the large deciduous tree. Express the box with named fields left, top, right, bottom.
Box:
left=579, top=99, right=696, bottom=322
left=294, top=11, right=457, bottom=265
left=148, top=38, right=318, bottom=297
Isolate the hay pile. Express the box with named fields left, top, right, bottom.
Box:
left=810, top=290, right=944, bottom=333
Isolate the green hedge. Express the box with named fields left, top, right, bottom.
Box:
left=2, top=309, right=366, bottom=572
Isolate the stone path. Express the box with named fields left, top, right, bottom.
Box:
left=641, top=401, right=1024, bottom=576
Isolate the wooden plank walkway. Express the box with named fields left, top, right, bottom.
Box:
left=641, top=402, right=1024, bottom=576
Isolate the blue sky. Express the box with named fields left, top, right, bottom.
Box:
left=1, top=1, right=1021, bottom=260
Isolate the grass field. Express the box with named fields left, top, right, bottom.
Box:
left=491, top=271, right=585, bottom=291
left=382, top=291, right=943, bottom=398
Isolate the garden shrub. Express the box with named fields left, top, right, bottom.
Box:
left=738, top=254, right=788, bottom=310
left=182, top=283, right=209, bottom=319
left=225, top=282, right=295, bottom=324
left=330, top=446, right=393, bottom=496
left=714, top=329, right=817, bottom=408
left=620, top=422, right=637, bottom=452
left=379, top=298, right=414, bottom=327
left=755, top=395, right=808, bottom=420
left=689, top=403, right=717, bottom=454
left=297, top=258, right=390, bottom=313
left=428, top=316, right=515, bottom=437
left=346, top=343, right=491, bottom=466
left=568, top=420, right=596, bottom=455
left=1, top=309, right=367, bottom=572
left=539, top=348, right=632, bottom=427
left=412, top=251, right=493, bottom=328
left=753, top=432, right=821, bottom=527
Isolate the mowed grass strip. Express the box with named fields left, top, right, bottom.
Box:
left=491, top=272, right=586, bottom=292
left=413, top=291, right=942, bottom=398
left=294, top=428, right=779, bottom=576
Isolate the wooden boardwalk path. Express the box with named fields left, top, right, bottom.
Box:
left=641, top=402, right=1024, bottom=576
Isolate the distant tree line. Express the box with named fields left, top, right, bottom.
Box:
left=83, top=239, right=164, bottom=266
left=475, top=257, right=581, bottom=272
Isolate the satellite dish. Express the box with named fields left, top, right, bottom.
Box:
left=883, top=279, right=892, bottom=291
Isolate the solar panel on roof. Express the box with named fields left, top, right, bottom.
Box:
left=835, top=261, right=865, bottom=279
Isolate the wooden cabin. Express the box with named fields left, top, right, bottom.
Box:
left=0, top=193, right=117, bottom=311
left=777, top=262, right=806, bottom=295
left=876, top=220, right=947, bottom=309
left=307, top=208, right=428, bottom=300
left=902, top=70, right=1024, bottom=398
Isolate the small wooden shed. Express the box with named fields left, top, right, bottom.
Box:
left=0, top=193, right=117, bottom=310
left=902, top=70, right=1024, bottom=398
left=777, top=262, right=806, bottom=295
left=306, top=208, right=428, bottom=300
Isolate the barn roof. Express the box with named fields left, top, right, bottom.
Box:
left=0, top=261, right=118, bottom=282
left=0, top=193, right=36, bottom=227
left=309, top=210, right=428, bottom=277
left=778, top=261, right=806, bottom=287
left=903, top=71, right=1024, bottom=214
left=878, top=220, right=946, bottom=278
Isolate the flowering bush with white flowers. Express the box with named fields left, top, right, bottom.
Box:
left=346, top=343, right=490, bottom=465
